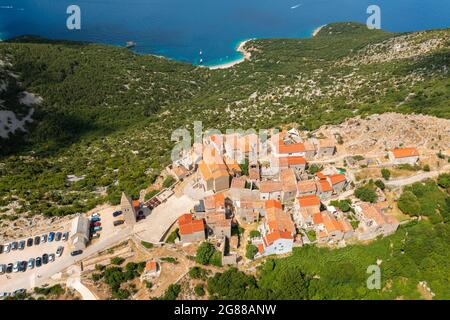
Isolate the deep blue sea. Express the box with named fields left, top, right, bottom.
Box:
left=1, top=0, right=449, bottom=66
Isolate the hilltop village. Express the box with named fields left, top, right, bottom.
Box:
left=1, top=112, right=449, bottom=299
left=157, top=127, right=419, bottom=261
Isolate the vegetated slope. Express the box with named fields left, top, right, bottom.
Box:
left=207, top=220, right=450, bottom=300
left=0, top=23, right=448, bottom=217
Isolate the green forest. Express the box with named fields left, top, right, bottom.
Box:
left=0, top=23, right=449, bottom=218
left=207, top=220, right=450, bottom=300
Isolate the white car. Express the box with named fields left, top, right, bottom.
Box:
left=91, top=212, right=100, bottom=218
left=13, top=261, right=20, bottom=273
left=49, top=254, right=55, bottom=262
left=40, top=234, right=47, bottom=243
left=0, top=292, right=11, bottom=299
left=3, top=244, right=11, bottom=253
left=56, top=246, right=64, bottom=257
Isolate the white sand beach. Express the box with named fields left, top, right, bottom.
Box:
left=208, top=39, right=253, bottom=70
left=312, top=25, right=326, bottom=37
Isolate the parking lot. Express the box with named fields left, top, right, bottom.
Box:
left=0, top=204, right=128, bottom=296
left=0, top=230, right=71, bottom=292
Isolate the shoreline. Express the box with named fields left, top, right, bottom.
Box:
left=206, top=39, right=254, bottom=70
left=206, top=23, right=325, bottom=70
left=312, top=24, right=326, bottom=37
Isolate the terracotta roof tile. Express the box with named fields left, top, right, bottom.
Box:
left=297, top=195, right=321, bottom=207
left=391, top=148, right=419, bottom=158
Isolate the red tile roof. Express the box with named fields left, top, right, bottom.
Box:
left=318, top=180, right=333, bottom=192
left=265, top=199, right=282, bottom=209
left=297, top=180, right=317, bottom=193
left=297, top=195, right=321, bottom=207
left=328, top=174, right=346, bottom=185
left=178, top=214, right=205, bottom=235
left=259, top=180, right=283, bottom=193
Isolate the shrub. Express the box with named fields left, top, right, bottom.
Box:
left=141, top=241, right=154, bottom=249
left=189, top=266, right=209, bottom=280
left=160, top=284, right=181, bottom=300
left=437, top=173, right=450, bottom=189
left=160, top=257, right=178, bottom=264
left=249, top=230, right=261, bottom=239
left=144, top=189, right=160, bottom=201
left=111, top=257, right=125, bottom=265
left=381, top=168, right=391, bottom=180
left=246, top=244, right=259, bottom=260
left=423, top=164, right=430, bottom=172
left=162, top=176, right=175, bottom=189
left=195, top=242, right=217, bottom=265
left=374, top=179, right=385, bottom=190
left=166, top=228, right=179, bottom=243
left=354, top=186, right=377, bottom=203
left=194, top=284, right=205, bottom=297
left=92, top=273, right=103, bottom=282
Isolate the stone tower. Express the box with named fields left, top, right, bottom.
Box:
left=121, top=192, right=137, bottom=226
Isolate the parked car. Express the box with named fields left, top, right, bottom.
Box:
left=91, top=212, right=100, bottom=218
left=93, top=221, right=101, bottom=227
left=0, top=245, right=3, bottom=254
left=28, top=258, right=35, bottom=270
left=0, top=264, right=5, bottom=275
left=35, top=257, right=42, bottom=268
left=49, top=254, right=55, bottom=262
left=3, top=244, right=11, bottom=253
left=42, top=254, right=49, bottom=264
left=55, top=232, right=62, bottom=241
left=11, top=242, right=18, bottom=251
left=19, top=261, right=27, bottom=272
left=91, top=233, right=100, bottom=239
left=112, top=210, right=122, bottom=217
left=48, top=232, right=55, bottom=242
left=70, top=250, right=83, bottom=256
left=41, top=234, right=47, bottom=243
left=18, top=240, right=25, bottom=250
left=0, top=292, right=10, bottom=299
left=93, top=226, right=102, bottom=232
left=27, top=238, right=33, bottom=247
left=13, top=261, right=20, bottom=273
left=34, top=236, right=40, bottom=245
left=6, top=263, right=13, bottom=273
left=113, top=220, right=125, bottom=227
left=62, top=232, right=69, bottom=241
left=56, top=246, right=64, bottom=257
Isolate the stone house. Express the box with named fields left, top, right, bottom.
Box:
left=178, top=213, right=206, bottom=243
left=259, top=180, right=282, bottom=201
left=388, top=147, right=419, bottom=165
left=317, top=138, right=336, bottom=158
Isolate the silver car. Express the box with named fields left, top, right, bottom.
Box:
left=56, top=246, right=64, bottom=257
left=28, top=258, right=35, bottom=270
left=0, top=264, right=5, bottom=275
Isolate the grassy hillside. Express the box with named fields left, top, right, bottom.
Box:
left=0, top=23, right=449, bottom=217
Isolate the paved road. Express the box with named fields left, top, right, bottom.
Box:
left=0, top=227, right=132, bottom=293
left=67, top=276, right=97, bottom=300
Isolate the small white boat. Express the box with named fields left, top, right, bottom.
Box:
left=126, top=41, right=136, bottom=48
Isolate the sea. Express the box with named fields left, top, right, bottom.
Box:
left=0, top=0, right=449, bottom=66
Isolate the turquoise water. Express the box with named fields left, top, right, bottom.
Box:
left=1, top=0, right=449, bottom=66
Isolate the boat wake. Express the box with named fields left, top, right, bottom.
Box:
left=290, top=3, right=302, bottom=9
